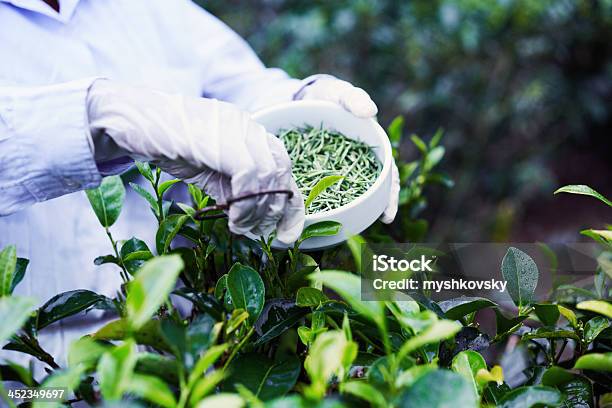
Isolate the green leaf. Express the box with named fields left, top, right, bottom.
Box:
left=215, top=274, right=228, bottom=300
left=558, top=305, right=578, bottom=328
left=93, top=318, right=171, bottom=352
left=340, top=381, right=387, bottom=408
left=482, top=383, right=512, bottom=405
left=97, top=340, right=137, bottom=400
left=554, top=184, right=612, bottom=207
left=156, top=214, right=189, bottom=254
left=309, top=270, right=385, bottom=328
left=542, top=367, right=594, bottom=408
left=398, top=370, right=478, bottom=408
left=577, top=300, right=612, bottom=319
left=94, top=254, right=119, bottom=266
left=191, top=372, right=230, bottom=405
left=534, top=304, right=561, bottom=326
left=410, top=134, right=428, bottom=153
left=501, top=247, right=538, bottom=308
left=497, top=386, right=562, bottom=408
left=0, top=361, right=36, bottom=387
left=541, top=366, right=575, bottom=387
left=67, top=336, right=109, bottom=369
left=130, top=182, right=159, bottom=214
left=397, top=320, right=462, bottom=362
left=0, top=297, right=36, bottom=344
left=304, top=175, right=344, bottom=209
left=188, top=184, right=203, bottom=206
left=296, top=287, right=327, bottom=307
left=126, top=255, right=184, bottom=330
left=135, top=161, right=154, bottom=183
left=122, top=251, right=153, bottom=262
left=10, top=258, right=28, bottom=294
left=223, top=353, right=300, bottom=401
left=401, top=161, right=419, bottom=182
left=135, top=353, right=180, bottom=385
left=188, top=344, right=228, bottom=389
left=522, top=327, right=579, bottom=341
left=37, top=290, right=107, bottom=330
left=581, top=229, right=612, bottom=244
left=429, top=128, right=444, bottom=148
left=227, top=262, right=265, bottom=325
left=299, top=221, right=342, bottom=242
left=0, top=245, right=16, bottom=297
left=394, top=364, right=437, bottom=389
left=389, top=307, right=438, bottom=334
left=367, top=356, right=413, bottom=387
left=225, top=309, right=249, bottom=335
left=451, top=351, right=487, bottom=397
left=120, top=237, right=152, bottom=275
left=253, top=300, right=308, bottom=346
left=598, top=251, right=612, bottom=280
left=346, top=235, right=366, bottom=271
left=85, top=175, right=125, bottom=227
left=584, top=316, right=610, bottom=343
left=304, top=330, right=358, bottom=399
left=158, top=179, right=181, bottom=196
left=387, top=115, right=404, bottom=145
left=438, top=297, right=496, bottom=320
left=126, top=373, right=177, bottom=408
left=574, top=353, right=612, bottom=372
left=424, top=146, right=445, bottom=171
left=178, top=202, right=197, bottom=217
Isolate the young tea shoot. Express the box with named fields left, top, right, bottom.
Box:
left=278, top=126, right=381, bottom=214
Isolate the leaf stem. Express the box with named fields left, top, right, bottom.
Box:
left=105, top=227, right=129, bottom=282
left=176, top=365, right=188, bottom=408
left=154, top=168, right=164, bottom=223
left=223, top=326, right=255, bottom=371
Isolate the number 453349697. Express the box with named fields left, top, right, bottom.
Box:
left=6, top=387, right=66, bottom=402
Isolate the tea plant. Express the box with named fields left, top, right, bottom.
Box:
left=0, top=128, right=610, bottom=407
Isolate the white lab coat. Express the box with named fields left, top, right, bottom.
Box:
left=0, top=0, right=300, bottom=370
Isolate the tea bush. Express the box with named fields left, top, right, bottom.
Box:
left=0, top=123, right=610, bottom=407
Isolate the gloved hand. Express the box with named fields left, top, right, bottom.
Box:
left=87, top=79, right=305, bottom=243
left=295, top=75, right=400, bottom=223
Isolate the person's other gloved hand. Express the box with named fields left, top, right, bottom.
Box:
left=295, top=75, right=400, bottom=223
left=87, top=79, right=304, bottom=243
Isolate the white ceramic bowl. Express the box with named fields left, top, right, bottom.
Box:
left=251, top=100, right=393, bottom=250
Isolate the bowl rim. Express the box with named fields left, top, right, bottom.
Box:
left=252, top=100, right=393, bottom=222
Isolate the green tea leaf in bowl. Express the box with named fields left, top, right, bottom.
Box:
left=279, top=126, right=381, bottom=214
left=304, top=175, right=344, bottom=209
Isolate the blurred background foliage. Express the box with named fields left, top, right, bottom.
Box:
left=198, top=0, right=611, bottom=242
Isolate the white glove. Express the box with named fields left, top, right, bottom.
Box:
left=87, top=79, right=305, bottom=244
left=295, top=75, right=400, bottom=223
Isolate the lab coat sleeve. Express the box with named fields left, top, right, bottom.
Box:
left=0, top=79, right=102, bottom=215
left=163, top=0, right=303, bottom=111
